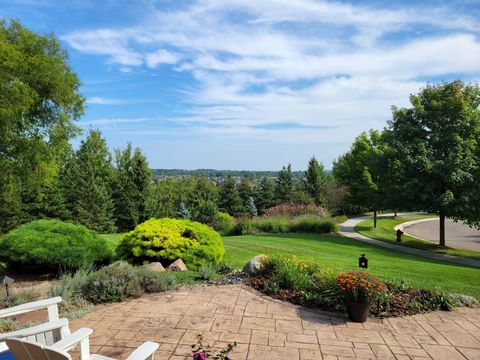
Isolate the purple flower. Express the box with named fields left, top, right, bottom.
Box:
left=193, top=352, right=207, bottom=360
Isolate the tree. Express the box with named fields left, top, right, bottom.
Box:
left=247, top=196, right=258, bottom=217
left=112, top=144, right=152, bottom=231
left=275, top=164, right=294, bottom=204
left=332, top=131, right=383, bottom=226
left=384, top=81, right=480, bottom=246
left=177, top=202, right=191, bottom=220
left=0, top=20, right=84, bottom=232
left=255, top=177, right=275, bottom=214
left=218, top=175, right=243, bottom=217
left=69, top=129, right=116, bottom=233
left=305, top=156, right=328, bottom=205
left=238, top=177, right=253, bottom=214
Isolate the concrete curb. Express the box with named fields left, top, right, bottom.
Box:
left=394, top=217, right=439, bottom=241
left=340, top=214, right=480, bottom=268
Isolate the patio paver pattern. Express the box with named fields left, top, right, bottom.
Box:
left=70, top=285, right=480, bottom=360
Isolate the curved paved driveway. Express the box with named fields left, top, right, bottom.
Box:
left=405, top=219, right=480, bottom=252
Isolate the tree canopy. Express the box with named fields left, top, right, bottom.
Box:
left=0, top=19, right=84, bottom=232
left=384, top=81, right=480, bottom=245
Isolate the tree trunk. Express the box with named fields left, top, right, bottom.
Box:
left=394, top=211, right=397, bottom=217
left=439, top=208, right=446, bottom=247
left=373, top=209, right=377, bottom=228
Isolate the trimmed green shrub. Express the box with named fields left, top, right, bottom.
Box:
left=0, top=219, right=112, bottom=270
left=117, top=218, right=225, bottom=270
left=81, top=262, right=143, bottom=304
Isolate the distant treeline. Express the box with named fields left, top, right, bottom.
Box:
left=151, top=168, right=308, bottom=179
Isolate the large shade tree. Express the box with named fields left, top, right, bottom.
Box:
left=332, top=131, right=384, bottom=227
left=384, top=81, right=480, bottom=246
left=0, top=20, right=84, bottom=232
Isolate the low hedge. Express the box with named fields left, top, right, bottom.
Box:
left=229, top=216, right=338, bottom=235
left=0, top=219, right=112, bottom=270
left=117, top=218, right=225, bottom=270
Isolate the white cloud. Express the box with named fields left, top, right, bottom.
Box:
left=145, top=49, right=181, bottom=68
left=63, top=0, right=480, bottom=154
left=87, top=97, right=125, bottom=105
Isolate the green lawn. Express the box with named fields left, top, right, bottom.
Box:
left=223, top=233, right=480, bottom=297
left=99, top=233, right=123, bottom=252
left=355, top=215, right=480, bottom=261
left=100, top=231, right=480, bottom=297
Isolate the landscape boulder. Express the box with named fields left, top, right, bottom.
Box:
left=167, top=259, right=188, bottom=272
left=141, top=262, right=165, bottom=272
left=243, top=254, right=267, bottom=275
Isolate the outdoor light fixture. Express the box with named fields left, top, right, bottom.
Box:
left=0, top=275, right=14, bottom=298
left=358, top=254, right=368, bottom=269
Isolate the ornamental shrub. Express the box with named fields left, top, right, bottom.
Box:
left=212, top=211, right=235, bottom=234
left=0, top=219, right=112, bottom=270
left=290, top=217, right=338, bottom=233
left=263, top=204, right=329, bottom=218
left=81, top=262, right=143, bottom=304
left=117, top=218, right=225, bottom=270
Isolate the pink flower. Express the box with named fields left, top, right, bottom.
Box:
left=193, top=352, right=207, bottom=360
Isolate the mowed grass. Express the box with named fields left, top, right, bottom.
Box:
left=223, top=233, right=480, bottom=297
left=99, top=233, right=124, bottom=252
left=100, top=231, right=480, bottom=297
left=356, top=215, right=480, bottom=261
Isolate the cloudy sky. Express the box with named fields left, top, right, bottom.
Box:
left=1, top=0, right=479, bottom=170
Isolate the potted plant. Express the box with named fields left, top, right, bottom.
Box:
left=336, top=271, right=387, bottom=323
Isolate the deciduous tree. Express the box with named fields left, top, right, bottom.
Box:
left=384, top=81, right=480, bottom=246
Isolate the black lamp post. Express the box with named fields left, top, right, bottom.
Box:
left=1, top=275, right=15, bottom=298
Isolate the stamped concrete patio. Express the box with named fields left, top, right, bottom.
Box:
left=70, top=284, right=480, bottom=360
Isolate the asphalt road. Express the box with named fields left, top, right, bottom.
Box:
left=405, top=218, right=480, bottom=251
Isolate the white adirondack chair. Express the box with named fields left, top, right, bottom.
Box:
left=6, top=334, right=159, bottom=360
left=0, top=297, right=71, bottom=351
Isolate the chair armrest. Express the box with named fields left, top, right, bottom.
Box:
left=0, top=297, right=62, bottom=321
left=51, top=328, right=93, bottom=351
left=0, top=318, right=69, bottom=342
left=126, top=342, right=159, bottom=360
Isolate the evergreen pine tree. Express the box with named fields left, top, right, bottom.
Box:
left=218, top=175, right=243, bottom=217
left=255, top=177, right=275, bottom=214
left=305, top=156, right=327, bottom=205
left=177, top=202, right=191, bottom=219
left=72, top=130, right=116, bottom=233
left=112, top=144, right=151, bottom=231
left=246, top=196, right=258, bottom=217
left=275, top=164, right=294, bottom=204
left=238, top=178, right=252, bottom=214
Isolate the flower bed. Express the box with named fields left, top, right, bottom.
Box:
left=247, top=255, right=461, bottom=317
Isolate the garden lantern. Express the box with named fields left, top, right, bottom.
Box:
left=358, top=254, right=368, bottom=269
left=0, top=275, right=14, bottom=298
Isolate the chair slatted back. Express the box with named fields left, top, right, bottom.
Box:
left=5, top=338, right=71, bottom=360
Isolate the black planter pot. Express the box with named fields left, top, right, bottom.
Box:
left=347, top=301, right=369, bottom=323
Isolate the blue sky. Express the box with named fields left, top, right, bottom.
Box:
left=1, top=0, right=480, bottom=170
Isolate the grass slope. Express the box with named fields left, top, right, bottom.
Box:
left=355, top=215, right=480, bottom=261
left=101, top=231, right=480, bottom=297
left=223, top=233, right=480, bottom=297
